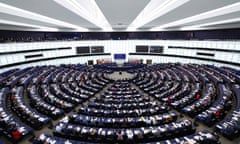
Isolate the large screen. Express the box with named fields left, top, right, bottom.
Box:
left=136, top=45, right=148, bottom=53
left=88, top=60, right=94, bottom=65
left=149, top=46, right=164, bottom=53
left=76, top=46, right=90, bottom=54
left=91, top=46, right=104, bottom=53
left=114, top=54, right=126, bottom=59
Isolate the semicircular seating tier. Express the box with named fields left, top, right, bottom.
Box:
left=0, top=63, right=239, bottom=144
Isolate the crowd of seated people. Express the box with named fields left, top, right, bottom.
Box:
left=221, top=67, right=240, bottom=83
left=27, top=85, right=64, bottom=119
left=39, top=84, right=75, bottom=112
left=60, top=83, right=92, bottom=99
left=0, top=88, right=33, bottom=142
left=0, top=63, right=240, bottom=143
left=33, top=130, right=220, bottom=144
left=0, top=35, right=83, bottom=43
left=216, top=84, right=240, bottom=139
left=0, top=64, right=109, bottom=143
left=53, top=119, right=195, bottom=143
left=78, top=81, right=169, bottom=118
left=130, top=63, right=240, bottom=141
left=1, top=67, right=33, bottom=88
left=67, top=111, right=178, bottom=128
left=145, top=130, right=220, bottom=144
left=10, top=86, right=51, bottom=129
left=196, top=84, right=233, bottom=126
left=171, top=83, right=201, bottom=109
left=182, top=83, right=216, bottom=116
left=50, top=84, right=83, bottom=104
left=49, top=80, right=196, bottom=143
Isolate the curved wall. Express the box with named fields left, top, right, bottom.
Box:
left=0, top=40, right=240, bottom=72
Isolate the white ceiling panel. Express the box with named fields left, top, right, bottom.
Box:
left=95, top=0, right=150, bottom=29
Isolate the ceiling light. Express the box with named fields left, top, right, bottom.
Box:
left=0, top=19, right=59, bottom=31
left=126, top=27, right=138, bottom=31
left=53, top=0, right=112, bottom=30
left=128, top=0, right=191, bottom=30
left=37, top=27, right=59, bottom=31
left=151, top=2, right=240, bottom=31
left=102, top=27, right=113, bottom=32
left=0, top=2, right=88, bottom=31
left=180, top=26, right=206, bottom=31
left=180, top=18, right=240, bottom=30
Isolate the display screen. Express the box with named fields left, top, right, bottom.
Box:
left=114, top=54, right=126, bottom=59
left=91, top=46, right=104, bottom=53
left=136, top=45, right=148, bottom=53
left=149, top=46, right=164, bottom=53
left=76, top=46, right=90, bottom=54
left=25, top=54, right=43, bottom=59
left=88, top=60, right=94, bottom=65
left=146, top=59, right=152, bottom=64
